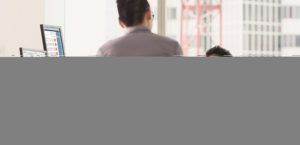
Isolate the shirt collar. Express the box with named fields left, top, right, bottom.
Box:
left=126, top=26, right=151, bottom=34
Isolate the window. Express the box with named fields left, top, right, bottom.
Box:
left=286, top=35, right=290, bottom=47
left=260, top=5, right=263, bottom=21
left=243, top=4, right=246, bottom=21
left=270, top=36, right=273, bottom=51
left=261, top=35, right=264, bottom=51
left=165, top=0, right=181, bottom=51
left=296, top=36, right=300, bottom=47
left=167, top=8, right=177, bottom=20
left=266, top=6, right=270, bottom=22
left=255, top=35, right=258, bottom=51
left=163, top=0, right=283, bottom=56
left=296, top=7, right=300, bottom=18
left=278, top=36, right=281, bottom=50
left=272, top=7, right=275, bottom=22
left=249, top=5, right=252, bottom=21
left=278, top=7, right=281, bottom=22
left=283, top=35, right=286, bottom=47
left=249, top=34, right=252, bottom=51
left=283, top=7, right=287, bottom=18
left=290, top=35, right=293, bottom=47
left=244, top=34, right=248, bottom=50
left=290, top=7, right=293, bottom=18
left=255, top=5, right=258, bottom=21
left=204, top=36, right=207, bottom=50
left=148, top=0, right=158, bottom=33
left=267, top=35, right=270, bottom=51
left=273, top=36, right=276, bottom=51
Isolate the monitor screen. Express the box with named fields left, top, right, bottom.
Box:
left=41, top=25, right=65, bottom=57
left=20, top=48, right=47, bottom=57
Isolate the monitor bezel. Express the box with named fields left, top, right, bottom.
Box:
left=40, top=24, right=65, bottom=57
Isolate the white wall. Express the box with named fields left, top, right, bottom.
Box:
left=0, top=0, right=45, bottom=57
left=65, top=0, right=122, bottom=56
left=45, top=0, right=65, bottom=32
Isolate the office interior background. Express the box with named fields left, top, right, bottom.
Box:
left=0, top=0, right=300, bottom=57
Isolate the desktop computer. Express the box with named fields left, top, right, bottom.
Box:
left=40, top=25, right=65, bottom=57
left=19, top=47, right=47, bottom=57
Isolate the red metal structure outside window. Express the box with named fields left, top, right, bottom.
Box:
left=180, top=0, right=223, bottom=56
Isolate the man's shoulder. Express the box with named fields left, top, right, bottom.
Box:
left=97, top=35, right=129, bottom=56
left=97, top=32, right=182, bottom=56
left=101, top=33, right=179, bottom=48
left=99, top=36, right=125, bottom=49
left=102, top=35, right=127, bottom=47
left=148, top=33, right=183, bottom=55
left=149, top=33, right=179, bottom=44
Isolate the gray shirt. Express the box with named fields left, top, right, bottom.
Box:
left=97, top=26, right=183, bottom=57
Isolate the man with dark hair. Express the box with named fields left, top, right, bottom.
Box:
left=97, top=0, right=183, bottom=57
left=206, top=46, right=232, bottom=57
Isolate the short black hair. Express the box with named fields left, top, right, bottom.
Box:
left=206, top=46, right=232, bottom=57
left=117, top=0, right=150, bottom=27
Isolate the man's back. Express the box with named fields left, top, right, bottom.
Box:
left=97, top=26, right=183, bottom=57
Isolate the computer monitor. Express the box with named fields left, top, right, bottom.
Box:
left=19, top=47, right=47, bottom=57
left=40, top=24, right=65, bottom=57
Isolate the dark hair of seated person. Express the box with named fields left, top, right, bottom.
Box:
left=206, top=46, right=232, bottom=57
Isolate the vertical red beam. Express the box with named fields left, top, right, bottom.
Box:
left=220, top=0, right=223, bottom=46
left=180, top=0, right=185, bottom=55
left=196, top=0, right=201, bottom=56
left=180, top=0, right=222, bottom=56
left=180, top=0, right=190, bottom=56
